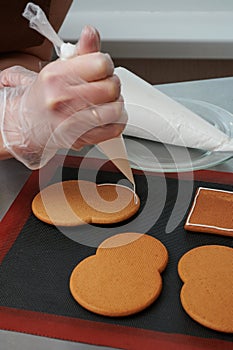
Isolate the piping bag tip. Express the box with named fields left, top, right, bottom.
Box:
left=97, top=135, right=137, bottom=200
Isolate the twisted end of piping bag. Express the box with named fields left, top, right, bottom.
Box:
left=22, top=2, right=76, bottom=58
left=22, top=2, right=137, bottom=200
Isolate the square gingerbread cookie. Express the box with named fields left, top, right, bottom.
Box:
left=184, top=187, right=233, bottom=237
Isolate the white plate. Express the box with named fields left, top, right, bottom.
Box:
left=123, top=98, right=233, bottom=172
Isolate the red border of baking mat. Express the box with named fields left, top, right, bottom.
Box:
left=0, top=155, right=232, bottom=350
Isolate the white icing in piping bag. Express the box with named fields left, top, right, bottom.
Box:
left=22, top=3, right=136, bottom=195
left=115, top=67, right=233, bottom=153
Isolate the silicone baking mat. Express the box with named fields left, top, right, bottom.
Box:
left=0, top=156, right=232, bottom=350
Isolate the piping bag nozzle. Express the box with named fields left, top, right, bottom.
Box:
left=97, top=135, right=136, bottom=194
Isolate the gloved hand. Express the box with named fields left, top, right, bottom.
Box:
left=0, top=26, right=126, bottom=169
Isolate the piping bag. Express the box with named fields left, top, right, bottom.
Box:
left=22, top=2, right=136, bottom=193
left=115, top=67, right=233, bottom=153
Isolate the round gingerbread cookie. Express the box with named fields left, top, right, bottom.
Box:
left=69, top=232, right=168, bottom=317
left=178, top=245, right=233, bottom=333
left=32, top=180, right=140, bottom=226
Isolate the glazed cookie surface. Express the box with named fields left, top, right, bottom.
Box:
left=70, top=232, right=168, bottom=317
left=178, top=245, right=233, bottom=333
left=32, top=180, right=140, bottom=226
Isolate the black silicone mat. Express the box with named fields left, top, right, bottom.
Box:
left=0, top=163, right=232, bottom=346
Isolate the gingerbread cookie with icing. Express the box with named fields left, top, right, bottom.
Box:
left=185, top=187, right=233, bottom=237
left=32, top=180, right=140, bottom=226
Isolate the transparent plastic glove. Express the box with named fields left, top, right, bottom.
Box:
left=0, top=30, right=126, bottom=169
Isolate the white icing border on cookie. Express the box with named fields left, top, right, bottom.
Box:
left=185, top=187, right=233, bottom=232
left=97, top=183, right=139, bottom=205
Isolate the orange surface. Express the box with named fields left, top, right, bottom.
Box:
left=178, top=245, right=233, bottom=333
left=32, top=180, right=140, bottom=226
left=70, top=233, right=168, bottom=317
